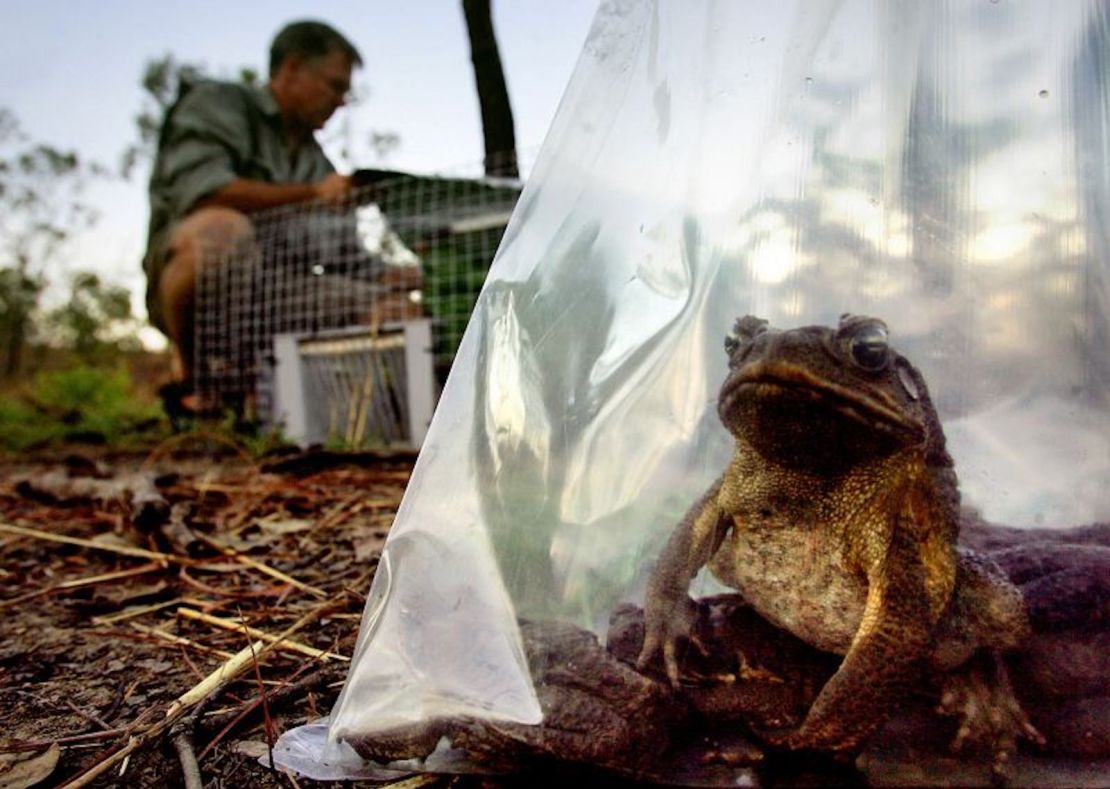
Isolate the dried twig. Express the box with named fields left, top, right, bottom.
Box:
left=91, top=596, right=199, bottom=625
left=0, top=727, right=130, bottom=753
left=176, top=606, right=349, bottom=662
left=169, top=678, right=233, bottom=789
left=177, top=565, right=288, bottom=598
left=64, top=699, right=113, bottom=732
left=111, top=597, right=347, bottom=786
left=198, top=661, right=346, bottom=760
left=58, top=638, right=267, bottom=788
left=165, top=639, right=268, bottom=720
left=0, top=562, right=162, bottom=609
left=0, top=521, right=181, bottom=564
left=192, top=532, right=328, bottom=598
left=177, top=568, right=288, bottom=600
left=171, top=730, right=203, bottom=789
left=241, top=615, right=276, bottom=769
left=380, top=775, right=441, bottom=789
left=192, top=481, right=268, bottom=496
left=125, top=622, right=237, bottom=660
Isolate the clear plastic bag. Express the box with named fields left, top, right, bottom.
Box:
left=275, top=0, right=1110, bottom=778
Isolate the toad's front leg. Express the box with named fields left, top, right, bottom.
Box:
left=638, top=478, right=731, bottom=684
left=772, top=526, right=949, bottom=753
left=933, top=552, right=1044, bottom=774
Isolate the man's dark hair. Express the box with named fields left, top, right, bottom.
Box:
left=269, top=20, right=362, bottom=77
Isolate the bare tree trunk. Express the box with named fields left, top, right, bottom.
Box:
left=461, top=0, right=519, bottom=178
left=4, top=321, right=25, bottom=377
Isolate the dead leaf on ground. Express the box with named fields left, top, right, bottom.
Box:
left=0, top=450, right=409, bottom=785
left=0, top=743, right=60, bottom=789
left=258, top=518, right=314, bottom=536
left=349, top=523, right=388, bottom=562
left=218, top=532, right=275, bottom=553
left=231, top=740, right=272, bottom=759
left=90, top=579, right=170, bottom=608
left=89, top=532, right=138, bottom=550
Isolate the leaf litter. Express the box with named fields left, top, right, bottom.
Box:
left=0, top=445, right=432, bottom=788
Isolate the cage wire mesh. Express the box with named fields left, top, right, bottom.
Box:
left=193, top=169, right=522, bottom=445
left=297, top=330, right=410, bottom=447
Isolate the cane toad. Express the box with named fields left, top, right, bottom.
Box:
left=345, top=531, right=1110, bottom=780
left=638, top=315, right=1039, bottom=763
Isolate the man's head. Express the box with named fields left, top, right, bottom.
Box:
left=269, top=20, right=362, bottom=132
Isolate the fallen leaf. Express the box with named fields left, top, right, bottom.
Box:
left=0, top=743, right=60, bottom=789
left=220, top=533, right=273, bottom=552
left=258, top=518, right=314, bottom=536
left=89, top=580, right=170, bottom=608
left=191, top=562, right=244, bottom=572
left=89, top=532, right=137, bottom=550
left=350, top=529, right=386, bottom=562
left=232, top=740, right=272, bottom=759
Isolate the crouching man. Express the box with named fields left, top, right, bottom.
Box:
left=143, top=19, right=361, bottom=416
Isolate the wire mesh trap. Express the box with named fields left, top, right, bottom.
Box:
left=193, top=169, right=522, bottom=446
left=271, top=321, right=435, bottom=449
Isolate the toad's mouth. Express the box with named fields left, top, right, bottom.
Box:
left=720, top=360, right=921, bottom=437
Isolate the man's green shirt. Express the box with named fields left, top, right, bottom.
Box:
left=143, top=79, right=334, bottom=331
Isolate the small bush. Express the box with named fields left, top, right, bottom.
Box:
left=0, top=397, right=51, bottom=452
left=0, top=364, right=165, bottom=451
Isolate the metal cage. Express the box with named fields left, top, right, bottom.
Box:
left=193, top=170, right=521, bottom=445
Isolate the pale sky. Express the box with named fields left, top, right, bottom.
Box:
left=0, top=1, right=599, bottom=342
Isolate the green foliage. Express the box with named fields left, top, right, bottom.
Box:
left=229, top=418, right=291, bottom=458
left=121, top=55, right=264, bottom=179
left=0, top=108, right=102, bottom=377
left=46, top=271, right=140, bottom=363
left=121, top=54, right=206, bottom=179
left=419, top=221, right=512, bottom=372
left=0, top=396, right=43, bottom=452
left=0, top=265, right=44, bottom=374
left=124, top=50, right=400, bottom=176
left=141, top=55, right=205, bottom=111
left=0, top=364, right=164, bottom=451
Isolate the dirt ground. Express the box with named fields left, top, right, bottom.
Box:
left=0, top=441, right=450, bottom=788
left=3, top=441, right=1108, bottom=789
left=0, top=441, right=694, bottom=789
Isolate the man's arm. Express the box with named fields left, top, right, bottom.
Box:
left=196, top=172, right=351, bottom=212
left=158, top=83, right=353, bottom=216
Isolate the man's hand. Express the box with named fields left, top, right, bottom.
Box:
left=314, top=173, right=352, bottom=206
left=198, top=175, right=351, bottom=213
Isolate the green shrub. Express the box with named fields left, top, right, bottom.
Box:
left=0, top=364, right=165, bottom=451
left=0, top=397, right=51, bottom=452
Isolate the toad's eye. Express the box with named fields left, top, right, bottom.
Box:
left=848, top=324, right=889, bottom=371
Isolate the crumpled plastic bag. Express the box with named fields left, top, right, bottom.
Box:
left=275, top=0, right=1110, bottom=778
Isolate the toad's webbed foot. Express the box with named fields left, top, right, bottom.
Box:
left=938, top=652, right=1045, bottom=776
left=637, top=592, right=710, bottom=686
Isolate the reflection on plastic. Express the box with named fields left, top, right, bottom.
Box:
left=326, top=532, right=542, bottom=748
left=275, top=0, right=1110, bottom=777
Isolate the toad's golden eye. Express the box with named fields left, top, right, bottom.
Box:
left=725, top=315, right=769, bottom=362
left=848, top=323, right=889, bottom=371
